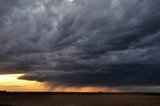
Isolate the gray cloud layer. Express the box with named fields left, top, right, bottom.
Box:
left=0, top=0, right=160, bottom=87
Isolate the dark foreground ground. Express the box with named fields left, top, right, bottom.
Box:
left=0, top=92, right=160, bottom=106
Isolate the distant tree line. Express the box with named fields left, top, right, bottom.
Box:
left=0, top=90, right=7, bottom=93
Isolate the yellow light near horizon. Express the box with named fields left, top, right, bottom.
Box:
left=0, top=74, right=35, bottom=86
left=0, top=74, right=46, bottom=91
left=0, top=74, right=120, bottom=92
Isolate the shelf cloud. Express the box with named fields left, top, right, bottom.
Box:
left=0, top=0, right=160, bottom=87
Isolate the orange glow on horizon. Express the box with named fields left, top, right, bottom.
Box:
left=0, top=74, right=35, bottom=86
left=0, top=74, right=47, bottom=91
left=0, top=74, right=120, bottom=92
left=50, top=86, right=120, bottom=92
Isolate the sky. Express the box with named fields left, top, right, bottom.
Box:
left=0, top=0, right=160, bottom=92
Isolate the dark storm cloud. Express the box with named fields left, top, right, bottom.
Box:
left=0, top=0, right=19, bottom=16
left=19, top=64, right=160, bottom=86
left=1, top=0, right=160, bottom=87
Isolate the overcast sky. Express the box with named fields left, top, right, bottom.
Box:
left=0, top=0, right=160, bottom=91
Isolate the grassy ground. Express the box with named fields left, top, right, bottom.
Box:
left=0, top=92, right=160, bottom=106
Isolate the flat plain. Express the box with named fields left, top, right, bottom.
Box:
left=0, top=92, right=160, bottom=106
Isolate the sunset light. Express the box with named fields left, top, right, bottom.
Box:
left=0, top=0, right=160, bottom=105
left=0, top=74, right=46, bottom=91
left=0, top=74, right=36, bottom=86
left=0, top=74, right=119, bottom=92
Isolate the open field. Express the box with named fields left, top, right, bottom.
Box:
left=0, top=92, right=160, bottom=106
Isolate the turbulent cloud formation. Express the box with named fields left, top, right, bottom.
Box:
left=0, top=0, right=160, bottom=87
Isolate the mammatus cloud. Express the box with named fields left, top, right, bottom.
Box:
left=0, top=0, right=160, bottom=88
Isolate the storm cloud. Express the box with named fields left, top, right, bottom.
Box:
left=0, top=0, right=160, bottom=87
